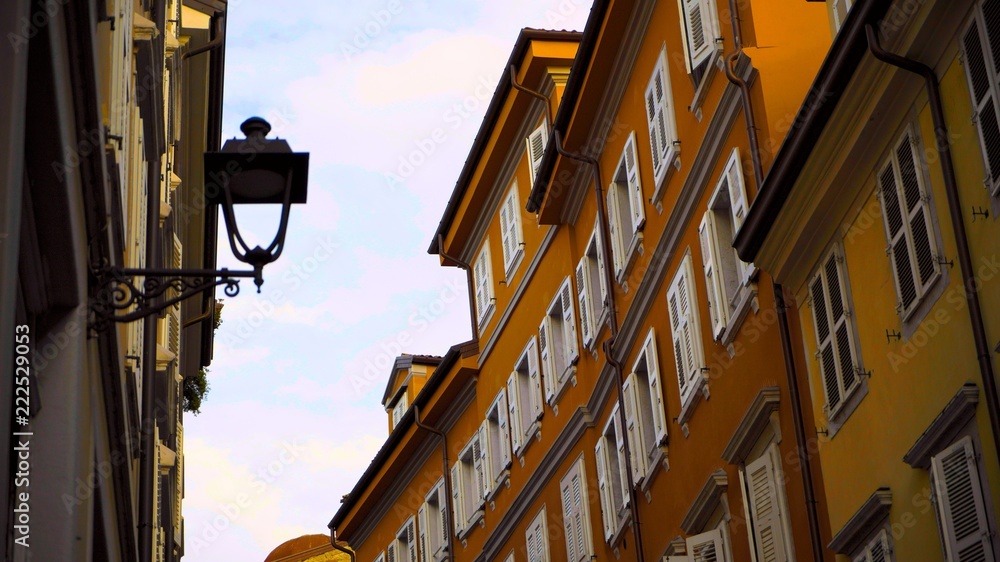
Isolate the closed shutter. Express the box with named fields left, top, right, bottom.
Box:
left=931, top=437, right=995, bottom=562
left=962, top=7, right=1000, bottom=196
left=853, top=530, right=891, bottom=562
left=527, top=122, right=548, bottom=185
left=527, top=336, right=544, bottom=419
left=613, top=405, right=631, bottom=510
left=559, top=459, right=592, bottom=561
left=497, top=389, right=512, bottom=470
left=745, top=449, right=788, bottom=562
left=539, top=317, right=555, bottom=401
left=478, top=422, right=492, bottom=499
left=699, top=211, right=727, bottom=338
left=471, top=438, right=485, bottom=505
left=387, top=541, right=397, bottom=562
left=500, top=186, right=522, bottom=272
left=624, top=131, right=645, bottom=232
left=595, top=439, right=616, bottom=540
left=681, top=0, right=715, bottom=71
left=526, top=507, right=549, bottom=562
left=418, top=504, right=428, bottom=562
left=438, top=487, right=448, bottom=551
left=474, top=245, right=493, bottom=325
left=168, top=234, right=182, bottom=354
left=576, top=258, right=595, bottom=347
left=667, top=255, right=704, bottom=407
left=375, top=553, right=386, bottom=562
left=450, top=463, right=464, bottom=534
left=809, top=250, right=859, bottom=415
left=687, top=528, right=725, bottom=562
left=722, top=148, right=753, bottom=283
left=407, top=519, right=417, bottom=562
left=622, top=373, right=648, bottom=480
left=878, top=130, right=940, bottom=316
left=560, top=281, right=579, bottom=368
left=646, top=49, right=674, bottom=182
left=642, top=329, right=668, bottom=445
left=507, top=372, right=523, bottom=453
left=561, top=472, right=580, bottom=561
left=607, top=184, right=625, bottom=275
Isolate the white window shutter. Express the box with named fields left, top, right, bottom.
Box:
left=407, top=519, right=417, bottom=562
left=810, top=251, right=859, bottom=415
left=931, top=437, right=995, bottom=562
left=576, top=258, right=595, bottom=347
left=643, top=329, right=668, bottom=444
left=500, top=196, right=513, bottom=270
left=607, top=185, right=625, bottom=276
left=686, top=528, right=725, bottom=562
left=725, top=148, right=748, bottom=233
left=450, top=463, right=464, bottom=534
left=438, top=487, right=448, bottom=549
left=471, top=436, right=484, bottom=502
left=745, top=450, right=788, bottom=562
left=497, top=389, right=512, bottom=470
left=613, top=405, right=631, bottom=510
left=699, top=212, right=727, bottom=338
left=539, top=318, right=556, bottom=402
left=527, top=336, right=544, bottom=419
left=527, top=122, right=548, bottom=185
left=668, top=255, right=704, bottom=406
left=962, top=12, right=1000, bottom=195
left=478, top=421, right=493, bottom=499
left=681, top=0, right=714, bottom=71
left=595, top=439, right=615, bottom=540
left=387, top=541, right=397, bottom=562
left=561, top=471, right=580, bottom=562
left=624, top=131, right=645, bottom=232
left=475, top=245, right=493, bottom=325
left=560, top=281, right=580, bottom=366
left=623, top=373, right=648, bottom=481
left=507, top=372, right=523, bottom=453
left=595, top=224, right=610, bottom=306
left=417, top=505, right=428, bottom=562
left=646, top=49, right=673, bottom=181
left=526, top=508, right=550, bottom=562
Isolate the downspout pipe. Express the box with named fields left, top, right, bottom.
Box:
left=436, top=233, right=478, bottom=344
left=182, top=14, right=225, bottom=60
left=413, top=404, right=455, bottom=560
left=725, top=3, right=825, bottom=560
left=553, top=130, right=646, bottom=562
left=866, top=24, right=1000, bottom=464
left=329, top=530, right=356, bottom=562
left=510, top=65, right=553, bottom=125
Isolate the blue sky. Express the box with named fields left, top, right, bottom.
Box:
left=182, top=1, right=593, bottom=560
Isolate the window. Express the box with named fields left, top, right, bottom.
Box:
left=540, top=278, right=579, bottom=404
left=526, top=121, right=548, bottom=185
left=809, top=247, right=862, bottom=419
left=832, top=0, right=854, bottom=31
left=853, top=530, right=892, bottom=562
left=419, top=481, right=448, bottom=561
left=623, top=329, right=667, bottom=485
left=508, top=337, right=544, bottom=457
left=474, top=241, right=495, bottom=329
left=963, top=4, right=1000, bottom=198
left=741, top=445, right=793, bottom=562
left=930, top=436, right=996, bottom=562
left=560, top=457, right=594, bottom=562
left=595, top=404, right=630, bottom=542
left=699, top=148, right=753, bottom=342
left=877, top=128, right=942, bottom=320
left=678, top=0, right=720, bottom=77
left=576, top=222, right=609, bottom=349
left=607, top=132, right=645, bottom=281
left=390, top=517, right=417, bottom=562
left=646, top=46, right=679, bottom=192
left=390, top=392, right=409, bottom=430
left=482, top=389, right=512, bottom=498
left=686, top=528, right=728, bottom=562
left=500, top=182, right=524, bottom=277
left=374, top=553, right=385, bottom=562
left=525, top=506, right=550, bottom=562
left=451, top=435, right=485, bottom=537
left=667, top=253, right=707, bottom=416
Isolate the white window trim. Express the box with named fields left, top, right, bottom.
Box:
left=499, top=181, right=525, bottom=280
left=474, top=241, right=496, bottom=331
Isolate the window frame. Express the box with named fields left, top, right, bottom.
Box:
left=607, top=132, right=646, bottom=284
left=509, top=336, right=544, bottom=458
left=595, top=403, right=631, bottom=545
left=421, top=480, right=448, bottom=561
left=646, top=45, right=680, bottom=198
left=483, top=388, right=512, bottom=499
left=526, top=121, right=548, bottom=186
left=540, top=278, right=580, bottom=405
left=394, top=516, right=418, bottom=562
left=576, top=221, right=610, bottom=350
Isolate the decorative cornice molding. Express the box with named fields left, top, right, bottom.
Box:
left=664, top=536, right=687, bottom=557
left=903, top=383, right=979, bottom=469
left=828, top=488, right=893, bottom=555
left=722, top=387, right=781, bottom=465
left=681, top=469, right=728, bottom=534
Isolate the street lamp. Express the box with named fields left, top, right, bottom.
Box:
left=90, top=117, right=309, bottom=328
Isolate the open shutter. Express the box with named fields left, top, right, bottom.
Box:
left=471, top=438, right=484, bottom=505
left=595, top=439, right=615, bottom=540
left=539, top=318, right=555, bottom=402
left=699, top=212, right=727, bottom=338
left=810, top=251, right=858, bottom=415
left=450, top=463, right=464, bottom=534
left=725, top=149, right=748, bottom=233
left=561, top=471, right=580, bottom=561
left=168, top=234, right=182, bottom=353
left=500, top=195, right=514, bottom=270
left=681, top=0, right=714, bottom=71
left=387, top=541, right=397, bottom=562
left=478, top=421, right=492, bottom=499
left=527, top=122, right=548, bottom=184
left=962, top=12, right=1000, bottom=195
left=561, top=281, right=579, bottom=365
left=613, top=405, right=631, bottom=510
left=687, top=528, right=725, bottom=562
left=407, top=519, right=417, bottom=562
left=745, top=450, right=788, bottom=562
left=418, top=505, right=428, bottom=562
left=646, top=49, right=673, bottom=181
left=507, top=372, right=523, bottom=453
left=622, top=373, right=648, bottom=480
left=576, top=258, right=595, bottom=347
left=931, top=437, right=995, bottom=562
left=668, top=256, right=703, bottom=406
left=624, top=132, right=645, bottom=231
left=595, top=225, right=610, bottom=306
left=527, top=336, right=544, bottom=419
left=474, top=246, right=492, bottom=325
left=438, top=487, right=448, bottom=552
left=497, top=389, right=512, bottom=470
left=643, top=330, right=667, bottom=444
left=607, top=185, right=625, bottom=275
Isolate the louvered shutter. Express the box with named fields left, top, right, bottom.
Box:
left=725, top=149, right=749, bottom=233
left=471, top=438, right=485, bottom=507
left=576, top=258, right=595, bottom=347
left=646, top=49, right=673, bottom=182
left=152, top=427, right=161, bottom=562
left=474, top=246, right=492, bottom=324
left=175, top=422, right=183, bottom=536
left=539, top=318, right=555, bottom=401
left=624, top=132, right=645, bottom=232
left=681, top=0, right=715, bottom=71
left=497, top=389, right=512, bottom=470
left=931, top=437, right=995, bottom=562
left=687, top=528, right=725, bottom=562
left=668, top=256, right=703, bottom=407
left=613, top=405, right=631, bottom=510
left=375, top=553, right=386, bottom=562
left=595, top=225, right=610, bottom=306
left=387, top=541, right=397, bottom=562
left=854, top=531, right=890, bottom=562
left=746, top=450, right=788, bottom=562
left=418, top=505, right=428, bottom=562
left=832, top=0, right=852, bottom=30
left=450, top=463, right=464, bottom=534
left=168, top=234, right=182, bottom=353
left=561, top=472, right=580, bottom=561
left=500, top=187, right=522, bottom=272
left=560, top=281, right=580, bottom=366
left=507, top=372, right=523, bottom=453
left=642, top=330, right=668, bottom=444
left=963, top=10, right=1000, bottom=196
left=438, top=487, right=448, bottom=551
left=622, top=373, right=648, bottom=480
left=407, top=519, right=417, bottom=562
left=607, top=185, right=625, bottom=275
left=526, top=337, right=544, bottom=419
left=478, top=422, right=492, bottom=499
left=595, top=439, right=615, bottom=539
left=699, top=212, right=727, bottom=338
left=527, top=122, right=548, bottom=185
left=809, top=251, right=859, bottom=415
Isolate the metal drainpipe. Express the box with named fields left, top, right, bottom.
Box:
left=553, top=130, right=646, bottom=562
left=182, top=15, right=225, bottom=60
left=510, top=65, right=553, bottom=125
left=329, top=530, right=357, bottom=562
left=436, top=234, right=478, bottom=344
left=724, top=3, right=826, bottom=560
left=413, top=403, right=455, bottom=560
left=866, top=24, right=1000, bottom=466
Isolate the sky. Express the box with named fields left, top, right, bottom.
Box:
left=182, top=1, right=593, bottom=560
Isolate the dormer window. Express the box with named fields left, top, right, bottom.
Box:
left=390, top=391, right=409, bottom=430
